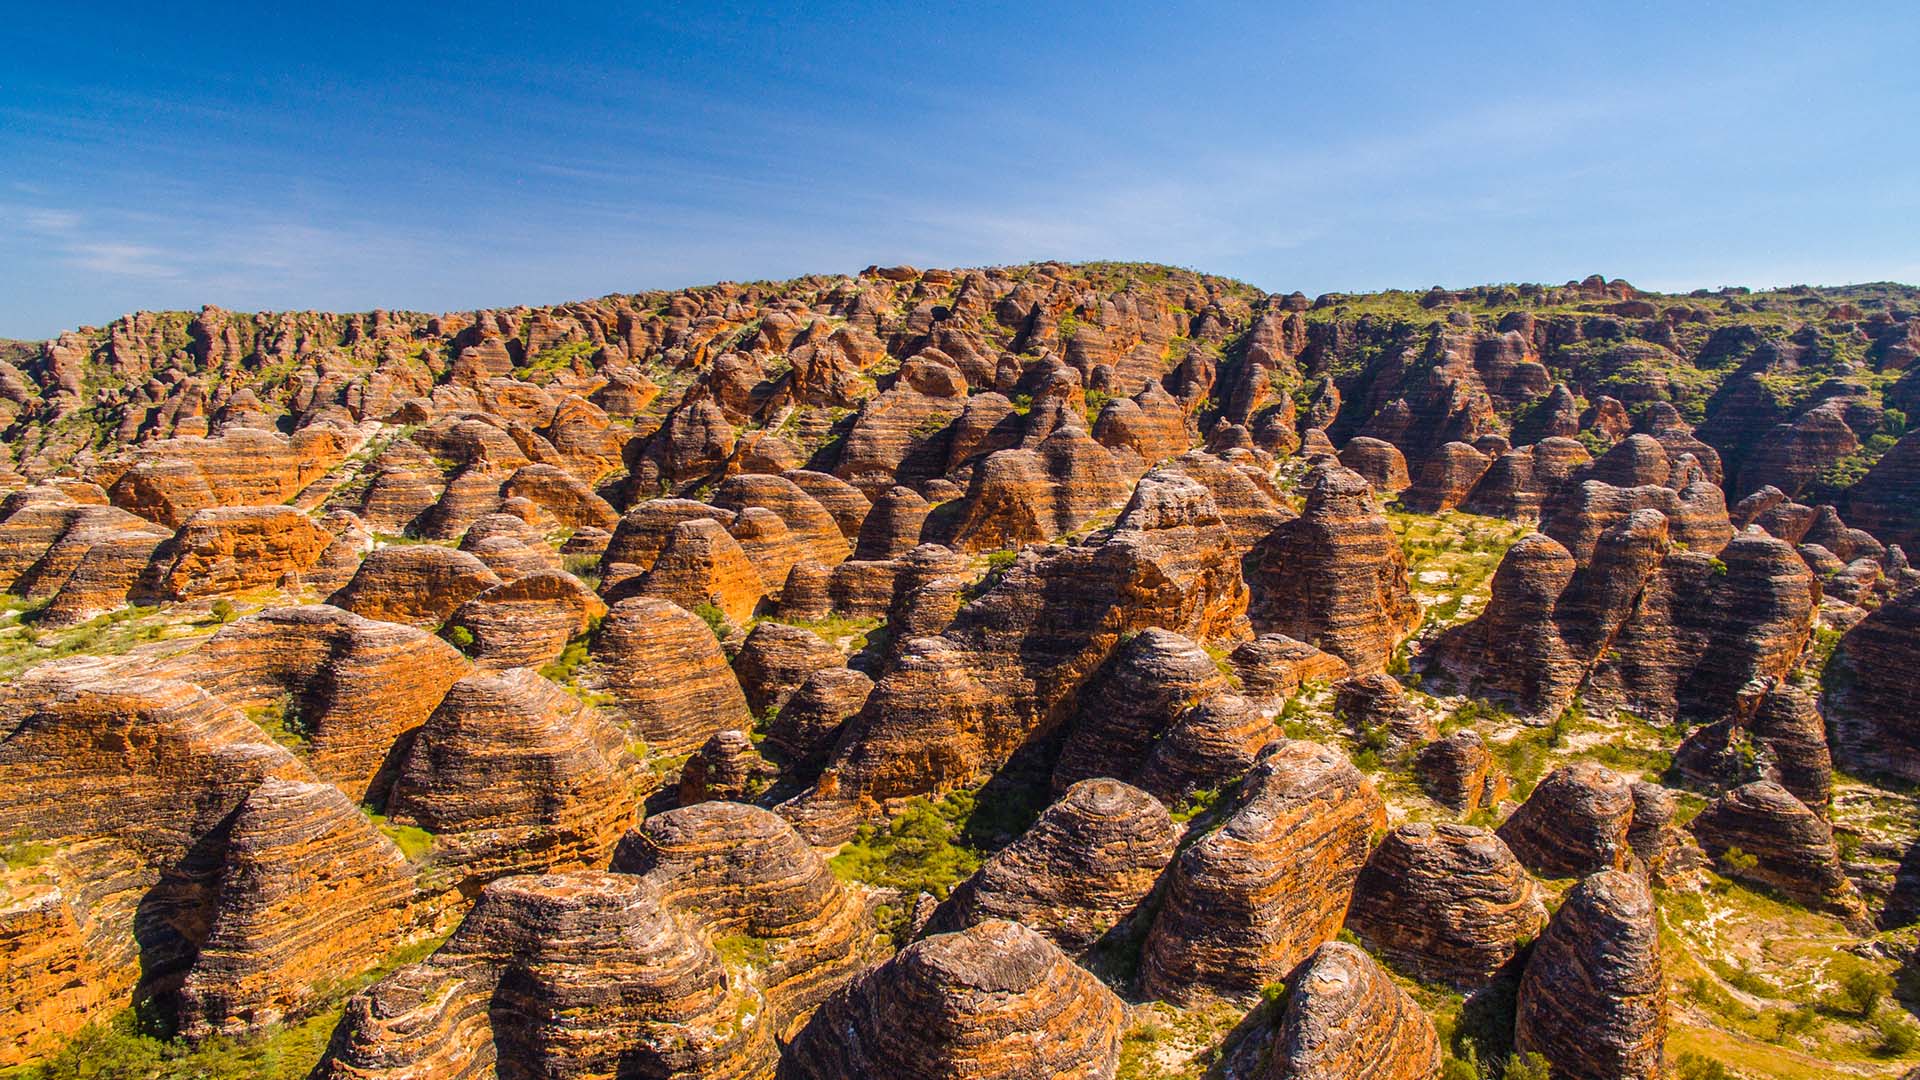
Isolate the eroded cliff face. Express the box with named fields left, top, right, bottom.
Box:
left=4, top=263, right=1916, bottom=1077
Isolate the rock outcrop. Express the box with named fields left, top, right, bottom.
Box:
left=1496, top=761, right=1635, bottom=878
left=1674, top=678, right=1833, bottom=809
left=384, top=668, right=647, bottom=881
left=1245, top=465, right=1416, bottom=672
left=1514, top=870, right=1666, bottom=1080
left=170, top=604, right=470, bottom=800
left=1051, top=628, right=1229, bottom=792
left=327, top=544, right=502, bottom=627
left=1690, top=781, right=1868, bottom=926
left=1433, top=515, right=1815, bottom=724
left=146, top=506, right=336, bottom=599
left=445, top=569, right=606, bottom=670
left=1345, top=823, right=1547, bottom=986
left=587, top=597, right=751, bottom=755
left=1140, top=741, right=1384, bottom=1004
left=787, top=469, right=1249, bottom=840
left=313, top=872, right=775, bottom=1080
left=1258, top=941, right=1443, bottom=1080
left=927, top=778, right=1179, bottom=955
left=1415, top=730, right=1508, bottom=813
left=176, top=778, right=421, bottom=1037
left=731, top=621, right=845, bottom=718
left=609, top=801, right=874, bottom=1026
left=783, top=919, right=1125, bottom=1080
left=1826, top=586, right=1920, bottom=782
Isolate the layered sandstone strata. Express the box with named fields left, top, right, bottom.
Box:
left=1345, top=822, right=1547, bottom=985
left=1258, top=941, right=1443, bottom=1080
left=786, top=469, right=1249, bottom=840
left=327, top=544, right=502, bottom=627
left=586, top=597, right=751, bottom=754
left=1140, top=741, right=1384, bottom=1004
left=1514, top=870, right=1666, bottom=1080
left=783, top=919, right=1126, bottom=1080
left=169, top=604, right=470, bottom=800
left=1496, top=761, right=1635, bottom=878
left=1245, top=465, right=1416, bottom=672
left=384, top=669, right=647, bottom=881
left=1690, top=781, right=1869, bottom=927
left=927, top=778, right=1179, bottom=955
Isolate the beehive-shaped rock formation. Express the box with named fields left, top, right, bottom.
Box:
left=385, top=668, right=647, bottom=881
left=1140, top=741, right=1384, bottom=1004
left=170, top=605, right=470, bottom=800
left=586, top=597, right=751, bottom=755
left=1496, top=761, right=1635, bottom=878
left=327, top=544, right=502, bottom=627
left=1514, top=870, right=1666, bottom=1080
left=782, top=919, right=1125, bottom=1080
left=927, top=778, right=1179, bottom=955
left=1245, top=465, right=1416, bottom=672
left=1345, top=823, right=1547, bottom=986
left=1258, top=941, right=1443, bottom=1080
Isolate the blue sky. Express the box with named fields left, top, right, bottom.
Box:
left=3, top=2, right=1917, bottom=339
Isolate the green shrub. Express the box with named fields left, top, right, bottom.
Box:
left=1876, top=1010, right=1920, bottom=1056
left=1673, top=1052, right=1733, bottom=1080
left=446, top=625, right=476, bottom=652
left=210, top=598, right=237, bottom=624
left=539, top=632, right=593, bottom=687
left=1503, top=1052, right=1553, bottom=1080
left=2, top=830, right=55, bottom=870
left=362, top=808, right=434, bottom=861
left=1718, top=845, right=1759, bottom=876
left=247, top=694, right=312, bottom=752
left=828, top=797, right=982, bottom=907
left=693, top=602, right=729, bottom=640
left=1831, top=965, right=1892, bottom=1018
left=561, top=553, right=602, bottom=588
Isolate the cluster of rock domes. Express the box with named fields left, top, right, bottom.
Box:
left=2, top=263, right=1918, bottom=1076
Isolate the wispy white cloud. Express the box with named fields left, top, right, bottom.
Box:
left=65, top=241, right=179, bottom=278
